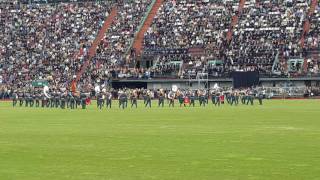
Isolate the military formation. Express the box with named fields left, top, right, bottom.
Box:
left=11, top=87, right=265, bottom=109
left=11, top=88, right=91, bottom=109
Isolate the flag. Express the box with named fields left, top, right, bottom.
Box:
left=71, top=80, right=77, bottom=93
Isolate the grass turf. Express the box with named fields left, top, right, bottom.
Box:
left=0, top=100, right=320, bottom=180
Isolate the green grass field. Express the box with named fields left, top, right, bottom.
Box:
left=1, top=100, right=320, bottom=180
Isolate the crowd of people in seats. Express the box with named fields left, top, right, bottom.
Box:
left=226, top=0, right=308, bottom=76
left=144, top=0, right=235, bottom=49
left=143, top=0, right=234, bottom=75
left=303, top=5, right=320, bottom=75
left=77, top=0, right=153, bottom=88
left=0, top=0, right=319, bottom=92
left=0, top=0, right=112, bottom=90
left=142, top=0, right=319, bottom=78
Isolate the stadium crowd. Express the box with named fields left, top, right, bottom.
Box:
left=0, top=0, right=319, bottom=92
left=144, top=0, right=319, bottom=78
left=71, top=0, right=153, bottom=89
left=0, top=0, right=112, bottom=90
left=144, top=0, right=234, bottom=77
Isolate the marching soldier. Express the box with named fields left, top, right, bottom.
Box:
left=106, top=91, right=112, bottom=109
left=215, top=92, right=221, bottom=106
left=189, top=91, right=195, bottom=107
left=241, top=91, right=247, bottom=104
left=130, top=90, right=138, bottom=108
left=29, top=92, right=35, bottom=107
left=75, top=92, right=81, bottom=109
left=54, top=91, right=60, bottom=108
left=177, top=90, right=184, bottom=107
left=65, top=91, right=70, bottom=108
left=225, top=91, right=231, bottom=105
left=158, top=89, right=165, bottom=107
left=230, top=92, right=236, bottom=106
left=50, top=91, right=56, bottom=108
left=211, top=90, right=216, bottom=105
left=145, top=90, right=152, bottom=108
left=41, top=92, right=47, bottom=108
left=143, top=90, right=147, bottom=105
left=235, top=91, right=239, bottom=105
left=257, top=91, right=263, bottom=105
left=247, top=90, right=254, bottom=105
left=124, top=90, right=129, bottom=108
left=204, top=90, right=209, bottom=105
left=168, top=91, right=175, bottom=107
left=118, top=90, right=127, bottom=109
left=25, top=91, right=30, bottom=107
left=60, top=92, right=66, bottom=109
left=18, top=91, right=24, bottom=107
left=12, top=90, right=18, bottom=107
left=97, top=92, right=104, bottom=109
left=199, top=90, right=206, bottom=107
left=80, top=91, right=87, bottom=109
left=183, top=92, right=190, bottom=106
left=69, top=92, right=76, bottom=109
left=35, top=90, right=41, bottom=107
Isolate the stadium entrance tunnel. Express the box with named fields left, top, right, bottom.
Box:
left=232, top=71, right=260, bottom=88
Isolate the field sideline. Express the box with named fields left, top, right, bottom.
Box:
left=0, top=100, right=320, bottom=180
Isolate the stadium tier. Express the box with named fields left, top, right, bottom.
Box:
left=0, top=0, right=319, bottom=92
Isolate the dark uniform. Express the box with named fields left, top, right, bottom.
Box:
left=41, top=93, right=47, bottom=107
left=12, top=92, right=18, bottom=107
left=50, top=92, right=55, bottom=108
left=199, top=91, right=206, bottom=107
left=25, top=92, right=30, bottom=107
left=75, top=94, right=81, bottom=109
left=54, top=92, right=60, bottom=108
left=158, top=91, right=165, bottom=107
left=215, top=93, right=221, bottom=106
left=235, top=92, right=239, bottom=105
left=225, top=92, right=230, bottom=104
left=145, top=92, right=152, bottom=108
left=168, top=91, right=175, bottom=107
left=211, top=91, right=216, bottom=105
left=189, top=92, right=195, bottom=107
left=35, top=91, right=40, bottom=107
left=29, top=93, right=35, bottom=107
left=80, top=92, right=87, bottom=109
left=60, top=93, right=66, bottom=109
left=130, top=92, right=138, bottom=108
left=204, top=91, right=209, bottom=105
left=257, top=91, right=263, bottom=105
left=230, top=92, right=236, bottom=106
left=69, top=93, right=75, bottom=109
left=247, top=91, right=254, bottom=105
left=241, top=92, right=247, bottom=104
left=143, top=91, right=147, bottom=106
left=124, top=91, right=128, bottom=108
left=18, top=92, right=24, bottom=107
left=178, top=93, right=184, bottom=107
left=105, top=92, right=112, bottom=109
left=97, top=93, right=104, bottom=109
left=119, top=93, right=127, bottom=109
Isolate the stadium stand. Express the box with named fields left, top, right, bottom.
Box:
left=0, top=0, right=113, bottom=90
left=0, top=0, right=319, bottom=92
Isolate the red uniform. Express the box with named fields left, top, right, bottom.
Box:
left=220, top=95, right=224, bottom=104
left=184, top=96, right=190, bottom=104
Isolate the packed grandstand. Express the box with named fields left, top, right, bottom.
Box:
left=0, top=0, right=319, bottom=94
